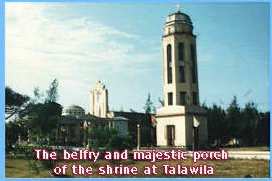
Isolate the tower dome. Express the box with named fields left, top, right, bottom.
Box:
left=163, top=10, right=194, bottom=37
left=166, top=11, right=192, bottom=24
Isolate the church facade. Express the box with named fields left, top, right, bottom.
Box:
left=155, top=10, right=208, bottom=149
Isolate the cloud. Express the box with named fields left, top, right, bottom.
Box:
left=6, top=3, right=137, bottom=65
left=5, top=3, right=161, bottom=111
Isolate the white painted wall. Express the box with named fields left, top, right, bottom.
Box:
left=156, top=115, right=187, bottom=147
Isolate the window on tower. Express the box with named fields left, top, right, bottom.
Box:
left=191, top=44, right=197, bottom=83
left=193, top=92, right=198, bottom=105
left=178, top=43, right=184, bottom=62
left=168, top=92, right=173, bottom=106
left=167, top=44, right=172, bottom=84
left=178, top=43, right=185, bottom=83
left=179, top=66, right=185, bottom=83
left=180, top=92, right=186, bottom=105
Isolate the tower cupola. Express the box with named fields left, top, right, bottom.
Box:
left=163, top=11, right=194, bottom=36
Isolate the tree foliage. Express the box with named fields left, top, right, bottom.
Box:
left=90, top=127, right=118, bottom=148
left=257, top=112, right=270, bottom=146
left=27, top=102, right=62, bottom=137
left=204, top=96, right=269, bottom=147
left=89, top=127, right=132, bottom=151
left=226, top=96, right=242, bottom=138
left=6, top=79, right=63, bottom=146
left=26, top=79, right=62, bottom=141
left=45, top=79, right=59, bottom=103
left=5, top=87, right=30, bottom=120
left=143, top=93, right=155, bottom=114
left=204, top=104, right=226, bottom=144
left=6, top=120, right=28, bottom=149
left=241, top=102, right=259, bottom=146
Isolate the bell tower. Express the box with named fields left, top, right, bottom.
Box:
left=156, top=8, right=207, bottom=149
left=162, top=10, right=199, bottom=107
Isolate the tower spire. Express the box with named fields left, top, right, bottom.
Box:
left=176, top=4, right=181, bottom=12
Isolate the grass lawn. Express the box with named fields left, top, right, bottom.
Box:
left=6, top=158, right=51, bottom=178
left=6, top=157, right=269, bottom=178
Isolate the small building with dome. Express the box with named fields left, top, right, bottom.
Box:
left=63, top=105, right=85, bottom=117
left=57, top=105, right=129, bottom=146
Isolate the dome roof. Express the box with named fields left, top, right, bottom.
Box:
left=64, top=105, right=85, bottom=116
left=66, top=105, right=85, bottom=111
left=163, top=10, right=194, bottom=36
left=166, top=11, right=192, bottom=25
left=113, top=116, right=129, bottom=121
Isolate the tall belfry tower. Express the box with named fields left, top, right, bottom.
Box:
left=162, top=9, right=199, bottom=107
left=156, top=8, right=208, bottom=149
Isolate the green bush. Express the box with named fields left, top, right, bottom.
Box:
left=107, top=135, right=133, bottom=151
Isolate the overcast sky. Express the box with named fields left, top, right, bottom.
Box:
left=5, top=2, right=270, bottom=112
